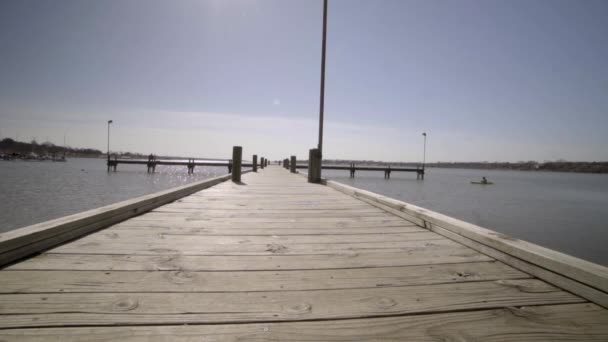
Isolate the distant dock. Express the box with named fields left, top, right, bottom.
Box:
left=294, top=163, right=424, bottom=179
left=106, top=156, right=268, bottom=173
left=1, top=149, right=606, bottom=340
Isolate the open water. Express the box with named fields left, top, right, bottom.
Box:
left=324, top=167, right=608, bottom=265
left=0, top=158, right=228, bottom=233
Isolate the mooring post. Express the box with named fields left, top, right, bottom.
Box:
left=308, top=148, right=321, bottom=183
left=232, top=146, right=242, bottom=182
left=290, top=156, right=296, bottom=173
left=260, top=157, right=265, bottom=169
left=187, top=159, right=195, bottom=174
left=253, top=154, right=258, bottom=172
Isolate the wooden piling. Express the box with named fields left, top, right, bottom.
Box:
left=308, top=148, right=321, bottom=183
left=290, top=156, right=296, bottom=173
left=253, top=155, right=258, bottom=172
left=231, top=146, right=242, bottom=182
left=260, top=157, right=265, bottom=169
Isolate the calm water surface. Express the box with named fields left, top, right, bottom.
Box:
left=0, top=158, right=229, bottom=233
left=324, top=168, right=608, bottom=265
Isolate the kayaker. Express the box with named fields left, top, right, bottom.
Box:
left=481, top=177, right=488, bottom=184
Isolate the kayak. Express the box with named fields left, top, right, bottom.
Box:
left=471, top=181, right=494, bottom=185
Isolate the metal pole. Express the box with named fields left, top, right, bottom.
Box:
left=107, top=120, right=113, bottom=159
left=422, top=132, right=427, bottom=170
left=318, top=0, right=328, bottom=160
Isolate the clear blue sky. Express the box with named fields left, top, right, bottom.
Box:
left=1, top=0, right=607, bottom=162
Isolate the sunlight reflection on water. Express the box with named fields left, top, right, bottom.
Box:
left=0, top=158, right=236, bottom=232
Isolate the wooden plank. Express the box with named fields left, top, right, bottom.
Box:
left=73, top=231, right=444, bottom=245
left=326, top=180, right=608, bottom=304
left=146, top=210, right=388, bottom=217
left=7, top=246, right=493, bottom=271
left=0, top=261, right=529, bottom=293
left=174, top=197, right=366, bottom=203
left=125, top=213, right=410, bottom=228
left=1, top=303, right=606, bottom=341
left=0, top=279, right=584, bottom=328
left=109, top=225, right=425, bottom=236
left=163, top=201, right=373, bottom=209
left=112, top=219, right=416, bottom=229
left=129, top=215, right=405, bottom=223
left=48, top=235, right=455, bottom=256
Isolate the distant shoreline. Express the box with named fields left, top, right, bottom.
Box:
left=322, top=160, right=608, bottom=174
left=2, top=138, right=605, bottom=174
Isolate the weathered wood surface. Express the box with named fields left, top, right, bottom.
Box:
left=0, top=165, right=606, bottom=339
left=327, top=180, right=608, bottom=307
left=7, top=247, right=492, bottom=271
left=0, top=261, right=528, bottom=293
left=0, top=279, right=585, bottom=328
left=2, top=303, right=606, bottom=341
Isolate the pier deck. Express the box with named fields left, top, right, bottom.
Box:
left=1, top=166, right=607, bottom=340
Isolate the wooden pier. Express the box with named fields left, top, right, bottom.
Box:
left=0, top=165, right=607, bottom=340
left=294, top=163, right=425, bottom=179
left=106, top=157, right=268, bottom=173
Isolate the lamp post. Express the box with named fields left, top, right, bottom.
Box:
left=107, top=120, right=113, bottom=160
left=422, top=132, right=427, bottom=170
left=317, top=0, right=328, bottom=179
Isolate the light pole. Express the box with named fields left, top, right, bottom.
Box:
left=107, top=120, right=113, bottom=160
left=422, top=132, right=427, bottom=170
left=317, top=0, right=328, bottom=178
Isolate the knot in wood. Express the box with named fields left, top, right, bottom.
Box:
left=287, top=303, right=312, bottom=314
left=495, top=280, right=555, bottom=293
left=167, top=271, right=195, bottom=284
left=105, top=232, right=119, bottom=239
left=266, top=243, right=287, bottom=254
left=154, top=255, right=179, bottom=271
left=112, top=297, right=139, bottom=312
left=372, top=296, right=397, bottom=309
